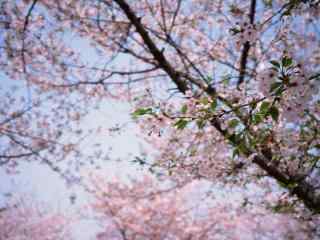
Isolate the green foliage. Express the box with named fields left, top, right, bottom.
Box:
left=269, top=106, right=279, bottom=122
left=228, top=119, right=240, bottom=128
left=174, top=119, right=189, bottom=130
left=196, top=119, right=206, bottom=129
left=251, top=102, right=270, bottom=125
left=270, top=60, right=280, bottom=69
left=271, top=202, right=295, bottom=214
left=260, top=102, right=271, bottom=114
left=278, top=181, right=298, bottom=190
left=252, top=113, right=264, bottom=125
left=251, top=101, right=279, bottom=124
left=181, top=105, right=188, bottom=114
left=200, top=97, right=209, bottom=105
left=282, top=56, right=293, bottom=68
left=230, top=132, right=250, bottom=158
left=269, top=82, right=283, bottom=95
left=229, top=27, right=241, bottom=35
left=132, top=108, right=153, bottom=118
left=270, top=56, right=295, bottom=87
left=228, top=133, right=242, bottom=145
left=210, top=99, right=218, bottom=112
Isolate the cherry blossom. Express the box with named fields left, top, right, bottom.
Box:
left=0, top=195, right=72, bottom=240
left=0, top=0, right=320, bottom=235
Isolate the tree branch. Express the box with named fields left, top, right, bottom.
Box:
left=113, top=0, right=320, bottom=213
left=22, top=0, right=39, bottom=73
left=113, top=0, right=189, bottom=93
left=237, top=0, right=256, bottom=88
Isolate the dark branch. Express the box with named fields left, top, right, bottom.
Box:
left=114, top=0, right=189, bottom=93
left=21, top=0, right=39, bottom=73
left=113, top=0, right=320, bottom=213
left=237, top=0, right=256, bottom=88
left=23, top=0, right=39, bottom=33
left=0, top=152, right=34, bottom=164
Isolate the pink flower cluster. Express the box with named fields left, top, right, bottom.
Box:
left=281, top=75, right=317, bottom=123
left=91, top=175, right=314, bottom=240
left=235, top=21, right=259, bottom=49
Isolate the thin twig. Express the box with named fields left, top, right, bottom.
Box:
left=22, top=0, right=38, bottom=73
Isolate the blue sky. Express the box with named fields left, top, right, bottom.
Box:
left=0, top=24, right=147, bottom=238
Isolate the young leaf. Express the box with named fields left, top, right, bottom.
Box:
left=200, top=97, right=209, bottom=105
left=237, top=142, right=248, bottom=155
left=282, top=56, right=293, bottom=68
left=269, top=82, right=282, bottom=93
left=269, top=106, right=279, bottom=122
left=270, top=60, right=280, bottom=69
left=196, top=119, right=206, bottom=129
left=253, top=113, right=263, bottom=124
left=228, top=119, right=239, bottom=128
left=181, top=105, right=188, bottom=114
left=232, top=148, right=240, bottom=158
left=210, top=98, right=218, bottom=112
left=174, top=119, right=188, bottom=130
left=260, top=102, right=270, bottom=114
left=228, top=133, right=242, bottom=145
left=132, top=108, right=153, bottom=118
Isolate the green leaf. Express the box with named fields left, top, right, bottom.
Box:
left=229, top=27, right=241, bottom=35
left=282, top=56, right=293, bottom=68
left=272, top=203, right=294, bottom=213
left=247, top=134, right=257, bottom=148
left=228, top=119, right=239, bottom=128
left=232, top=148, right=240, bottom=158
left=228, top=133, right=242, bottom=145
left=269, top=82, right=282, bottom=93
left=238, top=142, right=248, bottom=155
left=260, top=102, right=270, bottom=114
left=270, top=60, right=280, bottom=69
left=252, top=113, right=263, bottom=124
left=132, top=108, right=153, bottom=118
left=275, top=86, right=284, bottom=96
left=200, top=97, right=209, bottom=105
left=228, top=133, right=237, bottom=145
left=210, top=98, right=218, bottom=112
left=174, top=119, right=188, bottom=130
left=196, top=119, right=206, bottom=129
left=232, top=141, right=248, bottom=158
left=181, top=105, right=188, bottom=114
left=268, top=106, right=279, bottom=122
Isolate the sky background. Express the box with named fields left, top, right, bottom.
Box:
left=0, top=12, right=153, bottom=237
left=0, top=96, right=146, bottom=239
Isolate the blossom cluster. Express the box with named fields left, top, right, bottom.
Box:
left=234, top=21, right=259, bottom=49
